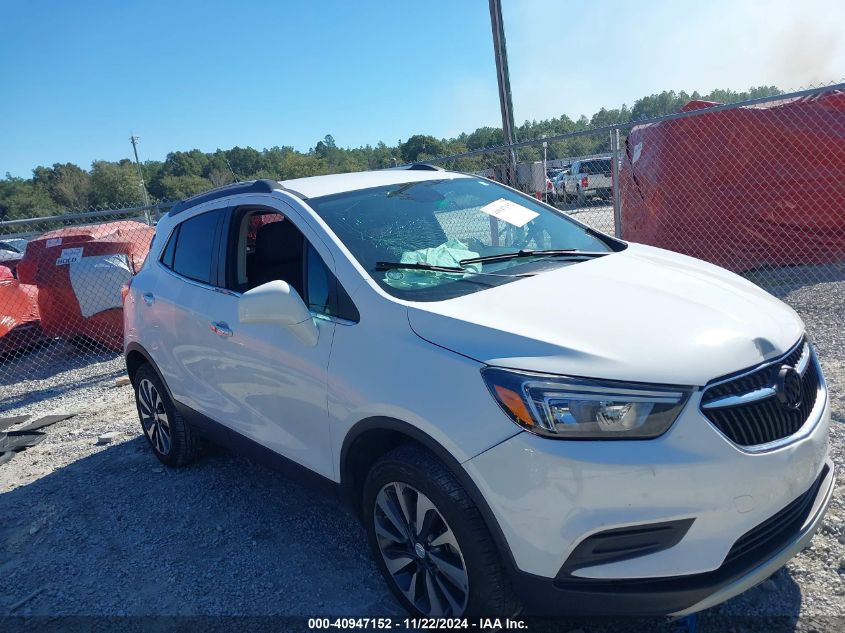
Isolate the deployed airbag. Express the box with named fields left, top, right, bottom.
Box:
left=384, top=239, right=481, bottom=289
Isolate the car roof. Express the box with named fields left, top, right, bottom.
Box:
left=280, top=168, right=470, bottom=199
left=166, top=167, right=473, bottom=217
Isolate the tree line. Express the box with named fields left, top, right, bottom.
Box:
left=0, top=85, right=780, bottom=221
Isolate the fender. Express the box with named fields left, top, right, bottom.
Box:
left=340, top=416, right=520, bottom=575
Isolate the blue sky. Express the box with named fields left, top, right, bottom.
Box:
left=1, top=0, right=843, bottom=177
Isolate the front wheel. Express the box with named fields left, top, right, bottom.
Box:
left=362, top=444, right=519, bottom=618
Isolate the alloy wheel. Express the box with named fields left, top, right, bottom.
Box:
left=374, top=482, right=469, bottom=616
left=138, top=378, right=172, bottom=455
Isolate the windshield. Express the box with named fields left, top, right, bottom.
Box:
left=308, top=177, right=619, bottom=301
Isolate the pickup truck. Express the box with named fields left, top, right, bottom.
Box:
left=562, top=157, right=613, bottom=205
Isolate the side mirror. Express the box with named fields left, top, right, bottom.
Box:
left=238, top=280, right=318, bottom=346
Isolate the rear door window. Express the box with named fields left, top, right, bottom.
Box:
left=170, top=210, right=224, bottom=284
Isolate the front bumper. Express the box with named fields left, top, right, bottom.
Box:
left=463, top=384, right=831, bottom=615
left=671, top=458, right=834, bottom=616
left=507, top=460, right=834, bottom=616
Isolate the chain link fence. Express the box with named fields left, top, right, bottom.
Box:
left=430, top=81, right=845, bottom=297
left=0, top=203, right=172, bottom=407
left=2, top=82, right=844, bottom=408
left=432, top=129, right=621, bottom=237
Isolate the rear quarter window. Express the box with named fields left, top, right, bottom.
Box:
left=160, top=229, right=178, bottom=269
left=168, top=210, right=223, bottom=284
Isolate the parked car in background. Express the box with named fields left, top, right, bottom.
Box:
left=125, top=167, right=832, bottom=619
left=0, top=238, right=29, bottom=253
left=0, top=239, right=27, bottom=274
left=564, top=157, right=613, bottom=204
left=551, top=169, right=571, bottom=203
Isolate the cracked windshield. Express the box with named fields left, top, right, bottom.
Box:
left=308, top=177, right=615, bottom=300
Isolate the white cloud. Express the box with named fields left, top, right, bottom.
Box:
left=768, top=17, right=843, bottom=87
left=498, top=0, right=845, bottom=123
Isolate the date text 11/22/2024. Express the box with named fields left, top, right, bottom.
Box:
left=307, top=617, right=529, bottom=629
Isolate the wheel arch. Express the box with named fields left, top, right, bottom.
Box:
left=125, top=342, right=173, bottom=399
left=339, top=416, right=519, bottom=573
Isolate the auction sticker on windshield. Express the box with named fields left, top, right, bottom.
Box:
left=479, top=198, right=539, bottom=227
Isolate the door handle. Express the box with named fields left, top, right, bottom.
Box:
left=142, top=292, right=155, bottom=306
left=210, top=321, right=233, bottom=337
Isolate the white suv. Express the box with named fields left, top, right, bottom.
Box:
left=124, top=166, right=833, bottom=618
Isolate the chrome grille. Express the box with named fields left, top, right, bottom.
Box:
left=700, top=339, right=821, bottom=447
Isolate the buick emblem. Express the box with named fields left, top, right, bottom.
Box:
left=776, top=365, right=802, bottom=410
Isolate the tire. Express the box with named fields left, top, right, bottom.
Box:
left=363, top=444, right=520, bottom=618
left=133, top=363, right=199, bottom=467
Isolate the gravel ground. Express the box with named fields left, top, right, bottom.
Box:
left=1, top=279, right=843, bottom=632
left=562, top=203, right=616, bottom=235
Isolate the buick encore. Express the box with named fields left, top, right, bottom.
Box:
left=124, top=165, right=833, bottom=618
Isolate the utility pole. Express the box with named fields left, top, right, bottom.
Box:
left=542, top=140, right=548, bottom=203
left=611, top=128, right=623, bottom=238
left=489, top=0, right=517, bottom=185
left=129, top=135, right=151, bottom=208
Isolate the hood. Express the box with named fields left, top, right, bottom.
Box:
left=406, top=243, right=803, bottom=386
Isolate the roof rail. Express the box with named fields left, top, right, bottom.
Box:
left=385, top=163, right=445, bottom=172
left=406, top=163, right=444, bottom=171
left=168, top=179, right=291, bottom=216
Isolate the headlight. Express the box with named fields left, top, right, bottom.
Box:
left=481, top=367, right=691, bottom=439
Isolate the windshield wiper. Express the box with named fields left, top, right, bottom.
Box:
left=375, top=261, right=537, bottom=278
left=459, top=249, right=610, bottom=266
left=376, top=261, right=466, bottom=273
